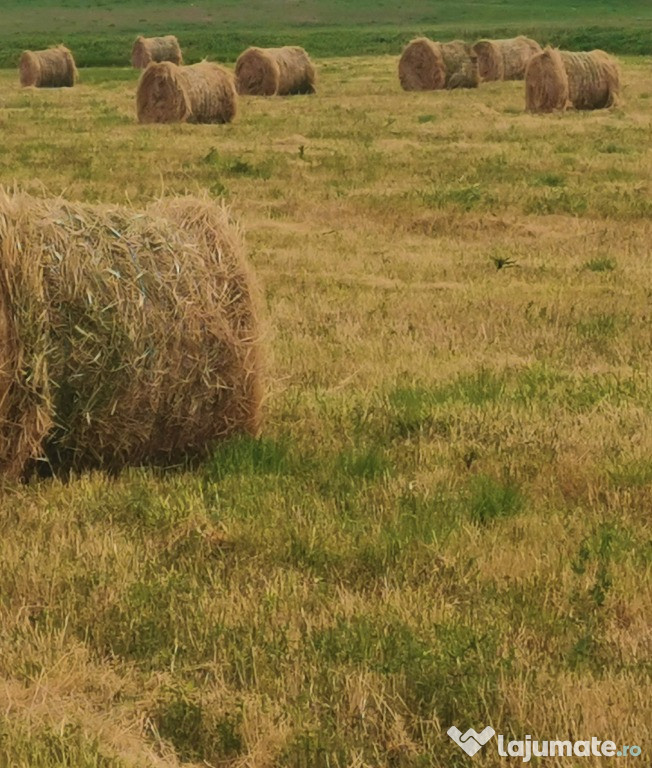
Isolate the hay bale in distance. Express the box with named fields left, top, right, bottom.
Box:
left=525, top=47, right=621, bottom=113
left=19, top=46, right=77, bottom=88
left=398, top=37, right=478, bottom=91
left=131, top=35, right=183, bottom=68
left=136, top=61, right=237, bottom=124
left=502, top=36, right=542, bottom=80
left=473, top=36, right=542, bottom=81
left=0, top=190, right=264, bottom=479
left=235, top=46, right=316, bottom=96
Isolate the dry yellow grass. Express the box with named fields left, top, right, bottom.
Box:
left=0, top=56, right=650, bottom=766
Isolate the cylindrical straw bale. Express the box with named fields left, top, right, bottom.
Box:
left=399, top=37, right=478, bottom=91
left=136, top=61, right=237, bottom=124
left=19, top=46, right=77, bottom=88
left=131, top=35, right=183, bottom=68
left=525, top=47, right=620, bottom=112
left=0, top=191, right=264, bottom=478
left=235, top=46, right=316, bottom=96
left=473, top=36, right=542, bottom=81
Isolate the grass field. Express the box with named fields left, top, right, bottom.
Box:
left=1, top=10, right=652, bottom=768
left=0, top=0, right=651, bottom=65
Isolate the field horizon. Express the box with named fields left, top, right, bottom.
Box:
left=1, top=2, right=651, bottom=766
left=0, top=0, right=651, bottom=65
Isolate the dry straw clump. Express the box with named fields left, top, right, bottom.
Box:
left=19, top=46, right=77, bottom=88
left=398, top=37, right=479, bottom=91
left=131, top=35, right=183, bottom=68
left=472, top=36, right=542, bottom=81
left=235, top=46, right=316, bottom=96
left=136, top=61, right=237, bottom=124
left=525, top=47, right=621, bottom=113
left=0, top=190, right=264, bottom=479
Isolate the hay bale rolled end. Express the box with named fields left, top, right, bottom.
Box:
left=399, top=37, right=478, bottom=91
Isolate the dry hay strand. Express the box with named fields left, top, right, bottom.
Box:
left=235, top=46, right=316, bottom=96
left=136, top=61, right=237, bottom=124
left=473, top=36, right=542, bottom=81
left=525, top=47, right=621, bottom=113
left=131, top=35, right=183, bottom=68
left=398, top=37, right=478, bottom=91
left=0, top=190, right=264, bottom=479
left=19, top=46, right=77, bottom=88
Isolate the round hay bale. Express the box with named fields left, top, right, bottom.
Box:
left=131, top=35, right=183, bottom=68
left=0, top=190, right=264, bottom=479
left=136, top=61, right=237, bottom=124
left=399, top=37, right=478, bottom=91
left=19, top=46, right=77, bottom=88
left=501, top=36, right=542, bottom=80
left=472, top=39, right=504, bottom=82
left=235, top=46, right=316, bottom=96
left=398, top=37, right=446, bottom=91
left=473, top=36, right=541, bottom=81
left=525, top=47, right=620, bottom=113
left=473, top=36, right=541, bottom=82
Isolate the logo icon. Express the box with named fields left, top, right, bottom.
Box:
left=448, top=726, right=496, bottom=757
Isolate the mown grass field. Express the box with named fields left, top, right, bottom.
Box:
left=0, top=0, right=651, bottom=65
left=1, top=30, right=652, bottom=768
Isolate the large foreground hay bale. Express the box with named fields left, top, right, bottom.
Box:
left=19, top=46, right=77, bottom=88
left=398, top=37, right=478, bottom=91
left=235, top=46, right=316, bottom=96
left=0, top=191, right=263, bottom=479
left=131, top=35, right=183, bottom=68
left=525, top=47, right=620, bottom=113
left=136, top=61, right=237, bottom=124
left=472, top=36, right=542, bottom=81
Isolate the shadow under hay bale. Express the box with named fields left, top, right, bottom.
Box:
left=136, top=61, right=237, bottom=124
left=131, top=35, right=183, bottom=68
left=398, top=37, right=478, bottom=91
left=19, top=46, right=77, bottom=88
left=473, top=36, right=542, bottom=82
left=0, top=191, right=264, bottom=479
left=525, top=47, right=621, bottom=113
left=235, top=46, right=316, bottom=96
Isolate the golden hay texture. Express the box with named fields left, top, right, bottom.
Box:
left=131, top=35, right=183, bottom=68
left=19, top=46, right=77, bottom=88
left=398, top=37, right=445, bottom=91
left=235, top=46, right=316, bottom=96
left=525, top=47, right=621, bottom=113
left=136, top=61, right=237, bottom=124
left=441, top=40, right=480, bottom=89
left=473, top=36, right=542, bottom=81
left=398, top=37, right=478, bottom=91
left=0, top=190, right=264, bottom=479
